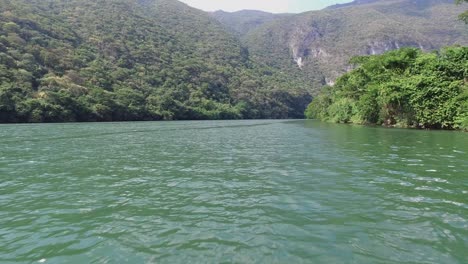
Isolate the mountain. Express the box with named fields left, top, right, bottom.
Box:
left=1, top=0, right=466, bottom=123
left=326, top=0, right=387, bottom=9
left=217, top=0, right=467, bottom=88
left=211, top=10, right=290, bottom=37
left=327, top=0, right=453, bottom=9
left=0, top=0, right=311, bottom=123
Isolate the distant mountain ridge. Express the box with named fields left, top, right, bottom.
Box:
left=211, top=10, right=291, bottom=37
left=327, top=0, right=455, bottom=9
left=213, top=0, right=467, bottom=87
left=326, top=0, right=390, bottom=9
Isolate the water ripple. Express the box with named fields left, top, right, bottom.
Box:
left=0, top=120, right=467, bottom=263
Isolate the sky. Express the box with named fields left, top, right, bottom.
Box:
left=178, top=0, right=354, bottom=13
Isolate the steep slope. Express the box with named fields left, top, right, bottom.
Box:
left=326, top=0, right=390, bottom=9
left=327, top=0, right=453, bottom=9
left=0, top=0, right=311, bottom=122
left=211, top=10, right=290, bottom=37
left=242, top=0, right=468, bottom=89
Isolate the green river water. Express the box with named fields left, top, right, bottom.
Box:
left=0, top=120, right=467, bottom=263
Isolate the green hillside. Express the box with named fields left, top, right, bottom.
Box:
left=239, top=0, right=467, bottom=89
left=0, top=0, right=312, bottom=123
left=211, top=10, right=290, bottom=37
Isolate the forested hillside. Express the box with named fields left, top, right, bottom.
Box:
left=1, top=0, right=466, bottom=124
left=237, top=0, right=467, bottom=87
left=211, top=10, right=290, bottom=37
left=0, top=0, right=311, bottom=123
left=305, top=46, right=468, bottom=130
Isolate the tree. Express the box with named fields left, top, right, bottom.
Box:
left=305, top=47, right=468, bottom=130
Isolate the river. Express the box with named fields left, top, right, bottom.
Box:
left=0, top=120, right=467, bottom=263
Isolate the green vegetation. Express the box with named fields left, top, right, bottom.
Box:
left=211, top=10, right=290, bottom=37
left=305, top=46, right=468, bottom=130
left=0, top=0, right=312, bottom=123
left=457, top=0, right=468, bottom=23
left=1, top=0, right=466, bottom=124
left=229, top=0, right=467, bottom=89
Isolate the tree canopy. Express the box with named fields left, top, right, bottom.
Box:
left=0, top=0, right=312, bottom=123
left=305, top=46, right=468, bottom=130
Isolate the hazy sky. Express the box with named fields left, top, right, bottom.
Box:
left=178, top=0, right=353, bottom=13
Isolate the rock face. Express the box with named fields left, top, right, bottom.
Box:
left=215, top=0, right=468, bottom=88
left=290, top=27, right=325, bottom=66
left=364, top=40, right=430, bottom=56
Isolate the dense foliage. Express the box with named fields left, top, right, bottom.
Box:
left=305, top=47, right=468, bottom=130
left=0, top=0, right=312, bottom=123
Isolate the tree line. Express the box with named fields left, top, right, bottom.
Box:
left=305, top=46, right=467, bottom=130
left=0, top=0, right=312, bottom=123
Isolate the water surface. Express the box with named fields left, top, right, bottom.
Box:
left=1, top=120, right=467, bottom=263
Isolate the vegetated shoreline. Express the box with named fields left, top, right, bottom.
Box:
left=0, top=0, right=312, bottom=124
left=312, top=119, right=468, bottom=132
left=0, top=117, right=306, bottom=125
left=2, top=118, right=459, bottom=132
left=305, top=46, right=468, bottom=131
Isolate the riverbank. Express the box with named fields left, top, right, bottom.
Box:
left=305, top=46, right=468, bottom=131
